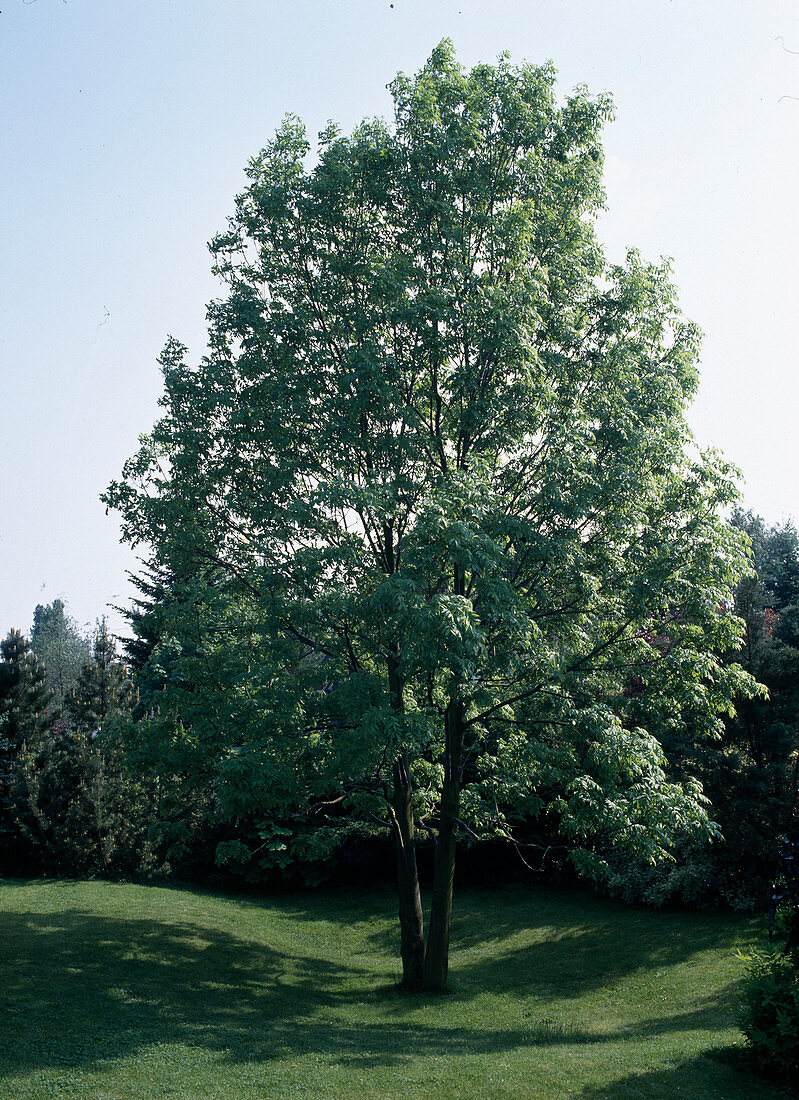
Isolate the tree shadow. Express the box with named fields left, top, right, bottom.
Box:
left=578, top=1048, right=792, bottom=1099
left=361, top=885, right=760, bottom=1002
left=0, top=890, right=780, bottom=1097
left=447, top=920, right=736, bottom=1001
left=1, top=907, right=353, bottom=1075
left=1, top=906, right=589, bottom=1076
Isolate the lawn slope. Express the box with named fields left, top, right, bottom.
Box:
left=0, top=880, right=787, bottom=1098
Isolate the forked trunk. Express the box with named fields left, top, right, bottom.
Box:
left=422, top=697, right=465, bottom=992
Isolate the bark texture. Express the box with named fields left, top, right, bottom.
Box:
left=422, top=697, right=464, bottom=992
left=391, top=753, right=426, bottom=989
left=388, top=655, right=425, bottom=990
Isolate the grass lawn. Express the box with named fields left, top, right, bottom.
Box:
left=0, top=878, right=790, bottom=1098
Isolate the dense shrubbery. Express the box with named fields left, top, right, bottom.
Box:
left=601, top=843, right=717, bottom=909
left=738, top=950, right=799, bottom=1079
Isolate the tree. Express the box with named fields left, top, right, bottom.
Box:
left=106, top=43, right=755, bottom=991
left=30, top=599, right=90, bottom=709
left=62, top=619, right=141, bottom=873
left=69, top=619, right=133, bottom=733
left=725, top=513, right=799, bottom=904
left=723, top=512, right=799, bottom=905
left=0, top=629, right=53, bottom=864
left=119, top=567, right=173, bottom=678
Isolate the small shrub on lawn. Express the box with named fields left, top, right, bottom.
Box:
left=738, top=950, right=799, bottom=1079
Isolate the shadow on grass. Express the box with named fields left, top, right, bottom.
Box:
left=361, top=885, right=760, bottom=1003
left=0, top=892, right=777, bottom=1096
left=578, top=1047, right=792, bottom=1099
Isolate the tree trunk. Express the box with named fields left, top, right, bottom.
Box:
left=391, top=753, right=426, bottom=989
left=422, top=697, right=464, bottom=992
left=387, top=654, right=425, bottom=990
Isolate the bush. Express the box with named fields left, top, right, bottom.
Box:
left=738, top=950, right=799, bottom=1079
left=600, top=842, right=769, bottom=912
left=601, top=849, right=716, bottom=910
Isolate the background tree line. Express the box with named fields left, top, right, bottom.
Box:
left=0, top=606, right=150, bottom=877
left=2, top=513, right=797, bottom=922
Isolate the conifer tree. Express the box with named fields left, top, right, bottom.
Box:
left=69, top=619, right=133, bottom=734
left=66, top=620, right=138, bottom=872
left=0, top=629, right=53, bottom=863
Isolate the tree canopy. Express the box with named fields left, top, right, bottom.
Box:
left=106, top=42, right=756, bottom=991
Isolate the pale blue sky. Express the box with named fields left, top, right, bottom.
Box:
left=2, top=0, right=798, bottom=637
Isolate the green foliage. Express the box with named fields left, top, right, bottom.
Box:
left=106, top=44, right=756, bottom=981
left=50, top=620, right=152, bottom=876
left=1, top=620, right=153, bottom=877
left=599, top=512, right=799, bottom=913
left=30, top=599, right=90, bottom=709
left=0, top=629, right=53, bottom=753
left=0, top=628, right=53, bottom=864
left=738, top=951, right=799, bottom=1079
left=68, top=618, right=134, bottom=732
left=712, top=512, right=799, bottom=905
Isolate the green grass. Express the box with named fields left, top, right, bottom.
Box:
left=0, top=878, right=789, bottom=1098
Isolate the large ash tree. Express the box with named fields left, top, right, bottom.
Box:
left=107, top=43, right=755, bottom=991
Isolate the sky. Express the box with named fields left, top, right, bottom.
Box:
left=1, top=0, right=798, bottom=640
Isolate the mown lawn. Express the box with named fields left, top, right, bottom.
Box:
left=0, top=879, right=789, bottom=1098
